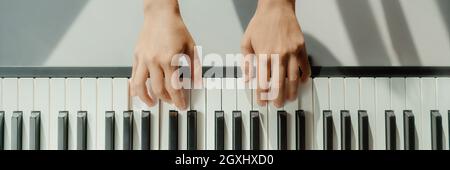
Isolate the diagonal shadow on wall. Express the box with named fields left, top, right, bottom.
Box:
left=336, top=0, right=392, bottom=66
left=232, top=0, right=257, bottom=31
left=381, top=0, right=421, bottom=66
left=0, top=0, right=88, bottom=66
left=437, top=0, right=450, bottom=46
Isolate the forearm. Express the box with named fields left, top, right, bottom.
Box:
left=257, top=0, right=295, bottom=11
left=143, top=0, right=180, bottom=16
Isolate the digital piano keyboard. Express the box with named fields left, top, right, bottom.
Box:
left=1, top=67, right=450, bottom=151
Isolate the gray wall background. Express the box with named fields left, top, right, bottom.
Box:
left=0, top=0, right=449, bottom=66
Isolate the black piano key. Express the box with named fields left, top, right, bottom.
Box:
left=340, top=110, right=351, bottom=150
left=296, top=110, right=306, bottom=150
left=58, top=111, right=69, bottom=150
left=105, top=111, right=115, bottom=150
left=77, top=111, right=87, bottom=150
left=0, top=111, right=4, bottom=150
left=11, top=111, right=23, bottom=150
left=278, top=111, right=287, bottom=150
left=358, top=110, right=369, bottom=150
left=169, top=110, right=178, bottom=150
left=250, top=111, right=260, bottom=150
left=385, top=110, right=396, bottom=150
left=323, top=110, right=333, bottom=150
left=187, top=110, right=197, bottom=150
left=141, top=111, right=151, bottom=150
left=232, top=111, right=242, bottom=150
left=215, top=111, right=225, bottom=150
left=403, top=110, right=415, bottom=150
left=431, top=110, right=443, bottom=150
left=123, top=111, right=133, bottom=150
left=30, top=111, right=41, bottom=150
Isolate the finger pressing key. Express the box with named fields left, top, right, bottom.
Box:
left=287, top=56, right=300, bottom=101
left=132, top=63, right=155, bottom=107
left=164, top=66, right=187, bottom=110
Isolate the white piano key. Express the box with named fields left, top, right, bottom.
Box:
left=149, top=102, right=159, bottom=150
left=131, top=79, right=160, bottom=150
left=390, top=78, right=405, bottom=150
left=313, top=78, right=329, bottom=150
left=344, top=78, right=359, bottom=150
left=97, top=78, right=113, bottom=150
left=66, top=78, right=81, bottom=150
left=300, top=78, right=313, bottom=150
left=222, top=78, right=236, bottom=150
left=18, top=78, right=33, bottom=150
left=268, top=98, right=279, bottom=150
left=436, top=78, right=450, bottom=150
left=0, top=79, right=2, bottom=111
left=147, top=79, right=160, bottom=150
left=49, top=78, right=65, bottom=150
left=34, top=78, right=49, bottom=150
left=236, top=77, right=252, bottom=150
left=360, top=78, right=376, bottom=150
left=437, top=78, right=450, bottom=150
left=284, top=83, right=298, bottom=150
left=81, top=78, right=97, bottom=150
left=178, top=79, right=191, bottom=150
left=178, top=83, right=191, bottom=151
left=2, top=78, right=18, bottom=150
left=0, top=80, right=2, bottom=149
left=205, top=78, right=222, bottom=150
left=113, top=78, right=129, bottom=150
left=252, top=78, right=268, bottom=150
left=190, top=78, right=206, bottom=150
left=421, top=78, right=436, bottom=150
left=131, top=95, right=142, bottom=150
left=375, top=78, right=390, bottom=150
left=329, top=78, right=344, bottom=150
left=160, top=100, right=176, bottom=150
left=406, top=78, right=421, bottom=150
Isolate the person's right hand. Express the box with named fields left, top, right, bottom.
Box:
left=131, top=0, right=199, bottom=110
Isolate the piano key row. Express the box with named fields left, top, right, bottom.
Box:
left=0, top=110, right=148, bottom=150
left=1, top=109, right=448, bottom=150
left=321, top=110, right=449, bottom=150
left=313, top=77, right=450, bottom=150
left=0, top=109, right=306, bottom=150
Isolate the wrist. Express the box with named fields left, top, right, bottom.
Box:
left=144, top=0, right=180, bottom=16
left=257, top=0, right=295, bottom=12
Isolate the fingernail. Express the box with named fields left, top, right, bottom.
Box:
left=274, top=102, right=283, bottom=108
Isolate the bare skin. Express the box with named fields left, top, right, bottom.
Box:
left=131, top=0, right=310, bottom=110
left=242, top=0, right=311, bottom=108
